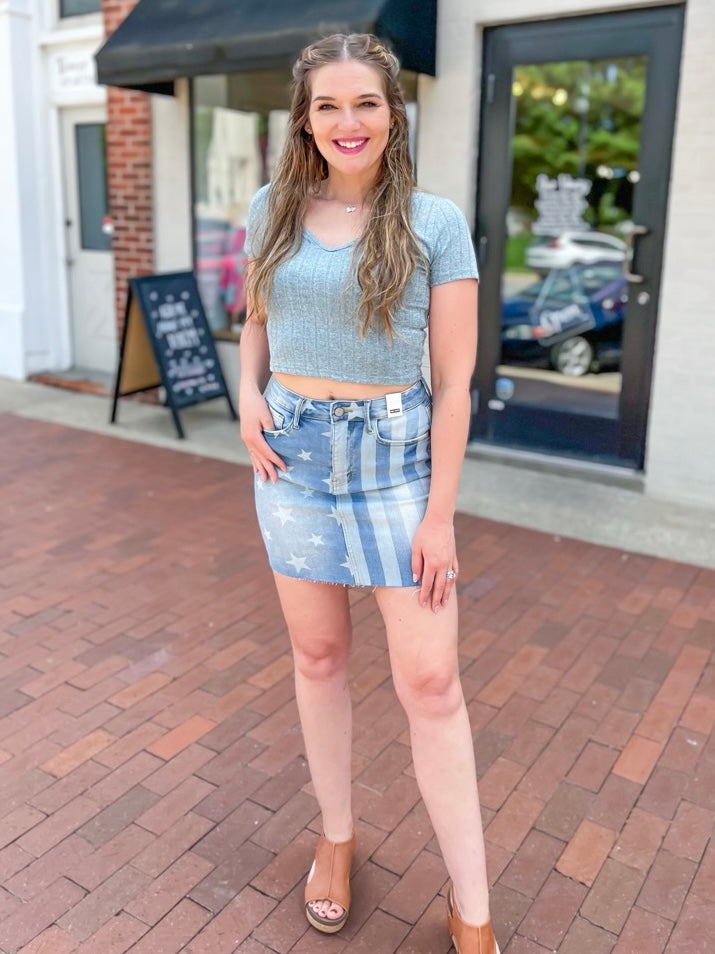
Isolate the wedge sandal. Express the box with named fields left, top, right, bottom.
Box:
left=447, top=886, right=500, bottom=954
left=304, top=830, right=356, bottom=934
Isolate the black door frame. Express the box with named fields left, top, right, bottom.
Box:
left=472, top=5, right=684, bottom=469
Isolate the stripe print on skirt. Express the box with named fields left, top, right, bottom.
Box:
left=254, top=377, right=432, bottom=587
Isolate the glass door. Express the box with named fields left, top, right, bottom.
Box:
left=472, top=7, right=684, bottom=468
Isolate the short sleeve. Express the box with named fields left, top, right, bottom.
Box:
left=244, top=184, right=271, bottom=259
left=425, top=196, right=479, bottom=286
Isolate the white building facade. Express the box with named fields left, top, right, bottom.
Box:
left=3, top=0, right=713, bottom=516
left=416, top=0, right=714, bottom=509
left=1, top=0, right=116, bottom=380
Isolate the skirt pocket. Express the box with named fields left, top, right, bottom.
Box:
left=373, top=399, right=432, bottom=446
left=261, top=396, right=294, bottom=437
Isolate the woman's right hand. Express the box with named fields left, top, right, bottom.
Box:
left=239, top=388, right=287, bottom=483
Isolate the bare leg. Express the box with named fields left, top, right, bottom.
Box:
left=273, top=573, right=354, bottom=923
left=374, top=586, right=490, bottom=926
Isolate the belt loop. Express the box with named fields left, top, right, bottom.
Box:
left=365, top=398, right=373, bottom=433
left=292, top=397, right=305, bottom=428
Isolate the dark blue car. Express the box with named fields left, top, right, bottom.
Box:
left=501, top=262, right=628, bottom=376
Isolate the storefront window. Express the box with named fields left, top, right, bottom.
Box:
left=192, top=73, right=418, bottom=340
left=192, top=74, right=289, bottom=339
left=61, top=0, right=101, bottom=16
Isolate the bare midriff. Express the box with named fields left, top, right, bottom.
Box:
left=273, top=372, right=414, bottom=401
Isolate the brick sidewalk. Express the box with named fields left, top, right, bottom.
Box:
left=0, top=414, right=713, bottom=954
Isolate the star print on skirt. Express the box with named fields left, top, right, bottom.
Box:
left=253, top=378, right=432, bottom=587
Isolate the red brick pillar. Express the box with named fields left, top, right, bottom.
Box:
left=102, top=0, right=154, bottom=336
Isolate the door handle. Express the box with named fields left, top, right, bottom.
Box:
left=478, top=234, right=488, bottom=265
left=622, top=224, right=648, bottom=284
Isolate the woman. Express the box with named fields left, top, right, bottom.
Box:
left=240, top=33, right=498, bottom=954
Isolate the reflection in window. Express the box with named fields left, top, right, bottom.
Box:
left=501, top=56, right=644, bottom=391
left=75, top=123, right=110, bottom=252
left=509, top=58, right=644, bottom=238
left=193, top=79, right=289, bottom=337
left=61, top=0, right=101, bottom=16
left=192, top=73, right=418, bottom=339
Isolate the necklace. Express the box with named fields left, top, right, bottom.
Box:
left=320, top=192, right=363, bottom=213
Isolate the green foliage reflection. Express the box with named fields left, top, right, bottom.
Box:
left=511, top=58, right=645, bottom=229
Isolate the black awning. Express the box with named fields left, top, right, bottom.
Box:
left=95, top=0, right=437, bottom=93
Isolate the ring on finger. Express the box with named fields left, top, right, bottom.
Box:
left=445, top=569, right=457, bottom=581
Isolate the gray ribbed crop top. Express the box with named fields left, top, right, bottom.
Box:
left=244, top=184, right=479, bottom=385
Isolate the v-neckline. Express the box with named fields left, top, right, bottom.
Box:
left=303, top=227, right=357, bottom=252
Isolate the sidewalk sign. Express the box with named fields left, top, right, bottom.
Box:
left=110, top=272, right=237, bottom=438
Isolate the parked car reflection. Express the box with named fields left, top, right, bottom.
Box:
left=526, top=231, right=627, bottom=274
left=501, top=262, right=628, bottom=376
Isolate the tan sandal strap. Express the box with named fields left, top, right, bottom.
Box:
left=304, top=832, right=355, bottom=911
left=447, top=887, right=496, bottom=954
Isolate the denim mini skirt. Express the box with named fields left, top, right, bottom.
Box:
left=254, top=377, right=432, bottom=587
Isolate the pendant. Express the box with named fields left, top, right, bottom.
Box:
left=345, top=205, right=356, bottom=213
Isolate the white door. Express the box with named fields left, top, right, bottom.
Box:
left=61, top=106, right=117, bottom=374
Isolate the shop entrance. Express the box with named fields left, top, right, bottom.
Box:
left=61, top=106, right=117, bottom=374
left=471, top=7, right=684, bottom=468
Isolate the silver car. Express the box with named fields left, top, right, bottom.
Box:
left=526, top=231, right=627, bottom=274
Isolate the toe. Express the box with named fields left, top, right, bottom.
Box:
left=309, top=899, right=345, bottom=921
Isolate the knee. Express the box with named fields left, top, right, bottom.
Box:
left=292, top=634, right=349, bottom=682
left=394, top=666, right=464, bottom=720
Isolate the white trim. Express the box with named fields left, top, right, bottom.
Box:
left=0, top=1, right=32, bottom=19
left=38, top=22, right=103, bottom=46
left=152, top=78, right=192, bottom=272
left=49, top=103, right=74, bottom=369
left=45, top=6, right=102, bottom=36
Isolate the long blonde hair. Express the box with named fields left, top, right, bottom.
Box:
left=246, top=33, right=426, bottom=338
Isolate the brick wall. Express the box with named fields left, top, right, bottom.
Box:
left=102, top=0, right=154, bottom=334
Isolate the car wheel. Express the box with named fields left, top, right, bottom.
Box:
left=550, top=336, right=594, bottom=376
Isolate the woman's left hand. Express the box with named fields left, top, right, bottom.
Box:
left=411, top=514, right=458, bottom=613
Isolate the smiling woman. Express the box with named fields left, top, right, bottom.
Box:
left=237, top=31, right=496, bottom=954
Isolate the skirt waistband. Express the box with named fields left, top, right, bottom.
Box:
left=263, top=377, right=430, bottom=424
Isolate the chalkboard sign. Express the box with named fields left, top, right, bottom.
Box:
left=110, top=271, right=237, bottom=438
